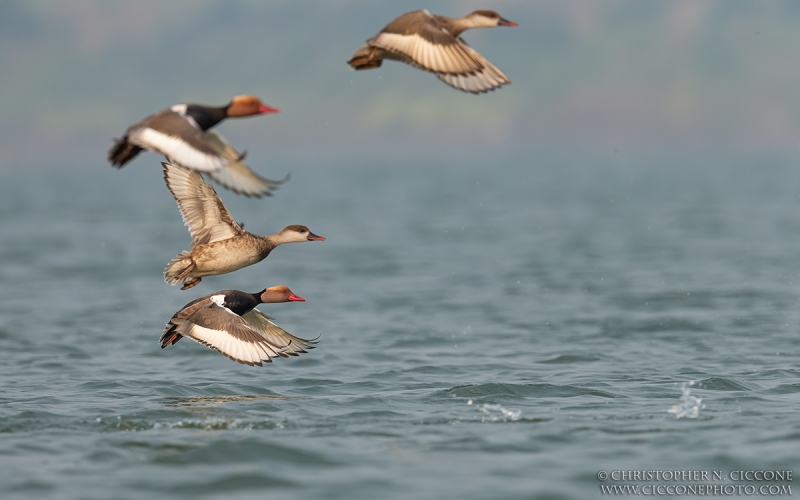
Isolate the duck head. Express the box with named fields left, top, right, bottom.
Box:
left=274, top=225, right=326, bottom=244
left=227, top=95, right=280, bottom=117
left=466, top=10, right=517, bottom=28
left=261, top=285, right=306, bottom=303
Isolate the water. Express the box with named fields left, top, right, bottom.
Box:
left=668, top=381, right=705, bottom=419
left=1, top=151, right=799, bottom=499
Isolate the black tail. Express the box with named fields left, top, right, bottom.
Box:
left=108, top=137, right=143, bottom=168
left=159, top=325, right=182, bottom=348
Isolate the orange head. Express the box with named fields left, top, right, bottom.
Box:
left=261, top=285, right=306, bottom=303
left=227, top=95, right=280, bottom=117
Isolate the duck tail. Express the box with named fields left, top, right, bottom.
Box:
left=159, top=324, right=183, bottom=348
left=108, top=136, right=143, bottom=168
left=164, top=251, right=195, bottom=286
left=348, top=45, right=382, bottom=70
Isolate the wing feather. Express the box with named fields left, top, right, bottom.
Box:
left=242, top=309, right=318, bottom=357
left=370, top=13, right=510, bottom=93
left=204, top=130, right=288, bottom=198
left=162, top=162, right=242, bottom=247
left=434, top=42, right=510, bottom=93
left=370, top=32, right=483, bottom=75
left=176, top=302, right=287, bottom=366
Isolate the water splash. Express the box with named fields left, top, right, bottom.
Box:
left=477, top=403, right=522, bottom=422
left=668, top=381, right=706, bottom=419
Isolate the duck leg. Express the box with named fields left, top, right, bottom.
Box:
left=160, top=332, right=183, bottom=348
left=181, top=277, right=202, bottom=290
left=348, top=46, right=384, bottom=70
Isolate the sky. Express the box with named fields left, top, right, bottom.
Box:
left=2, top=1, right=800, bottom=172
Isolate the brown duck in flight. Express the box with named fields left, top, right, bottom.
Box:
left=162, top=162, right=324, bottom=290
left=348, top=10, right=517, bottom=94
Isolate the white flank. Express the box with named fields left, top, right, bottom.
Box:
left=137, top=128, right=226, bottom=173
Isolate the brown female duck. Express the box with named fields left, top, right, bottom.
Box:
left=162, top=162, right=324, bottom=289
left=348, top=10, right=517, bottom=94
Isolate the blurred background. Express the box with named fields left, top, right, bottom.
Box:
left=3, top=0, right=800, bottom=172
left=3, top=3, right=800, bottom=498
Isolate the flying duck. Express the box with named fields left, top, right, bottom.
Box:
left=162, top=162, right=325, bottom=290
left=348, top=10, right=517, bottom=94
left=109, top=95, right=286, bottom=197
left=160, top=285, right=318, bottom=366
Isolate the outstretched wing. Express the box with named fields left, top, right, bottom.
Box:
left=242, top=309, right=319, bottom=357
left=204, top=130, right=289, bottom=198
left=176, top=301, right=287, bottom=366
left=434, top=39, right=510, bottom=93
left=369, top=11, right=486, bottom=76
left=162, top=162, right=242, bottom=247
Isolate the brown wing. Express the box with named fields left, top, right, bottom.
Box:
left=242, top=309, right=318, bottom=357
left=435, top=38, right=510, bottom=93
left=369, top=11, right=485, bottom=75
left=162, top=162, right=242, bottom=247
left=176, top=301, right=286, bottom=366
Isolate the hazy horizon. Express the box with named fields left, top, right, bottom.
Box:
left=3, top=1, right=800, bottom=171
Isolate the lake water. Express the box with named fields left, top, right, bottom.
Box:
left=1, top=150, right=798, bottom=499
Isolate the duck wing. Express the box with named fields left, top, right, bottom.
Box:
left=176, top=301, right=287, bottom=366
left=242, top=309, right=319, bottom=357
left=435, top=38, right=510, bottom=93
left=162, top=162, right=242, bottom=247
left=204, top=130, right=289, bottom=198
left=128, top=110, right=227, bottom=173
left=369, top=11, right=486, bottom=76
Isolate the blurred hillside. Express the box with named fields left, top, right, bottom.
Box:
left=2, top=0, right=800, bottom=171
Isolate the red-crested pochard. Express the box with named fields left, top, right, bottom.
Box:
left=160, top=285, right=318, bottom=366
left=109, top=95, right=286, bottom=197
left=348, top=10, right=517, bottom=94
left=161, top=162, right=325, bottom=290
